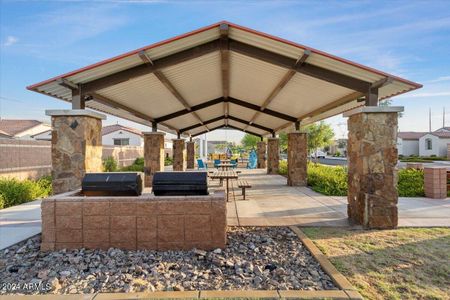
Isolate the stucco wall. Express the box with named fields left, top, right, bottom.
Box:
left=419, top=134, right=450, bottom=157
left=102, top=131, right=143, bottom=146
left=398, top=139, right=420, bottom=156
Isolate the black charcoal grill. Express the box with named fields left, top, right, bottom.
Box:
left=82, top=172, right=143, bottom=196
left=152, top=171, right=208, bottom=196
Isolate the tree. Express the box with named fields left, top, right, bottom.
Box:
left=302, top=121, right=334, bottom=157
left=241, top=134, right=260, bottom=150
left=279, top=132, right=288, bottom=153
left=380, top=98, right=403, bottom=117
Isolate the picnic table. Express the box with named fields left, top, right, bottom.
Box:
left=221, top=159, right=231, bottom=163
left=210, top=170, right=238, bottom=202
left=217, top=163, right=234, bottom=170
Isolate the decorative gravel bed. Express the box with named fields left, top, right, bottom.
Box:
left=0, top=227, right=337, bottom=295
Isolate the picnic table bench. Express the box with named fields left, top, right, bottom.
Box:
left=237, top=180, right=252, bottom=200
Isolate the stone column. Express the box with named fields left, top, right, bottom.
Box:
left=143, top=132, right=165, bottom=187
left=173, top=139, right=186, bottom=171
left=186, top=141, right=195, bottom=169
left=287, top=132, right=307, bottom=186
left=46, top=110, right=105, bottom=194
left=344, top=106, right=404, bottom=229
left=256, top=141, right=266, bottom=169
left=267, top=138, right=279, bottom=174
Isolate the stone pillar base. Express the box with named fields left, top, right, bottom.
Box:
left=267, top=138, right=279, bottom=174
left=186, top=141, right=195, bottom=169
left=287, top=132, right=307, bottom=186
left=257, top=141, right=266, bottom=169
left=143, top=132, right=165, bottom=187
left=173, top=139, right=186, bottom=171
left=45, top=110, right=105, bottom=194
left=344, top=106, right=403, bottom=229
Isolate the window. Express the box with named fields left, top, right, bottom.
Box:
left=425, top=138, right=432, bottom=150
left=113, top=138, right=129, bottom=146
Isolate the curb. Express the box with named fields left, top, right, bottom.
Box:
left=289, top=226, right=363, bottom=300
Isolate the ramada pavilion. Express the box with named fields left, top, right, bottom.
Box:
left=28, top=21, right=421, bottom=233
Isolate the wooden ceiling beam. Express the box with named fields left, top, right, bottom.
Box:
left=154, top=97, right=223, bottom=123
left=180, top=115, right=224, bottom=133
left=224, top=124, right=262, bottom=138
left=274, top=91, right=363, bottom=132
left=244, top=50, right=311, bottom=130
left=137, top=52, right=208, bottom=130
left=220, top=23, right=230, bottom=124
left=229, top=40, right=371, bottom=93
left=155, top=96, right=298, bottom=123
left=227, top=97, right=297, bottom=122
left=227, top=115, right=272, bottom=133
left=82, top=39, right=220, bottom=94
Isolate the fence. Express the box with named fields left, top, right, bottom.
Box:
left=0, top=139, right=144, bottom=180
left=102, top=145, right=143, bottom=168
left=0, top=139, right=52, bottom=180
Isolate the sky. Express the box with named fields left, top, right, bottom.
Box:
left=1, top=0, right=449, bottom=143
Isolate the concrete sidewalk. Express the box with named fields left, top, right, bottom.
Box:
left=0, top=199, right=41, bottom=250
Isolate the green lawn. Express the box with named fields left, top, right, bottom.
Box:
left=302, top=227, right=450, bottom=300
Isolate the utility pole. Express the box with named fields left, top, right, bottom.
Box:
left=443, top=107, right=446, bottom=128
left=429, top=108, right=432, bottom=132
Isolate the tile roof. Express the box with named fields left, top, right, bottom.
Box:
left=101, top=124, right=143, bottom=137
left=430, top=131, right=450, bottom=138
left=398, top=132, right=426, bottom=140
left=0, top=119, right=43, bottom=136
left=0, top=129, right=12, bottom=138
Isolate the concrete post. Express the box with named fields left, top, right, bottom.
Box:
left=287, top=132, right=307, bottom=186
left=45, top=110, right=105, bottom=194
left=256, top=141, right=266, bottom=169
left=173, top=139, right=186, bottom=171
left=344, top=106, right=404, bottom=229
left=267, top=138, right=279, bottom=174
left=186, top=141, right=195, bottom=169
left=143, top=132, right=165, bottom=187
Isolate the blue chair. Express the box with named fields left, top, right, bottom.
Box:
left=231, top=159, right=238, bottom=169
left=214, top=159, right=221, bottom=169
left=247, top=150, right=257, bottom=169
left=197, top=159, right=207, bottom=170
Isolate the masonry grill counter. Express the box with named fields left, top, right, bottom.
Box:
left=41, top=171, right=226, bottom=252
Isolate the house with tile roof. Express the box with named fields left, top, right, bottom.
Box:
left=398, top=127, right=450, bottom=157
left=0, top=119, right=51, bottom=140
left=102, top=124, right=145, bottom=146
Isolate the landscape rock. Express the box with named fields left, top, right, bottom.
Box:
left=0, top=227, right=336, bottom=295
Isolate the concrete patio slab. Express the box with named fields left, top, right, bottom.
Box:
left=216, top=169, right=450, bottom=228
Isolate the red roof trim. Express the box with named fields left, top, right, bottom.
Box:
left=27, top=20, right=422, bottom=91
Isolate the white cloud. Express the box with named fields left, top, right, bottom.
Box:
left=3, top=36, right=18, bottom=47
left=427, top=76, right=450, bottom=83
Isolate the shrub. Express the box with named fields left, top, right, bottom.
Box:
left=103, top=156, right=118, bottom=172
left=279, top=161, right=428, bottom=197
left=307, top=163, right=348, bottom=196
left=278, top=160, right=288, bottom=175
left=397, top=169, right=425, bottom=197
left=0, top=176, right=52, bottom=209
left=165, top=157, right=173, bottom=166
left=120, top=157, right=144, bottom=172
